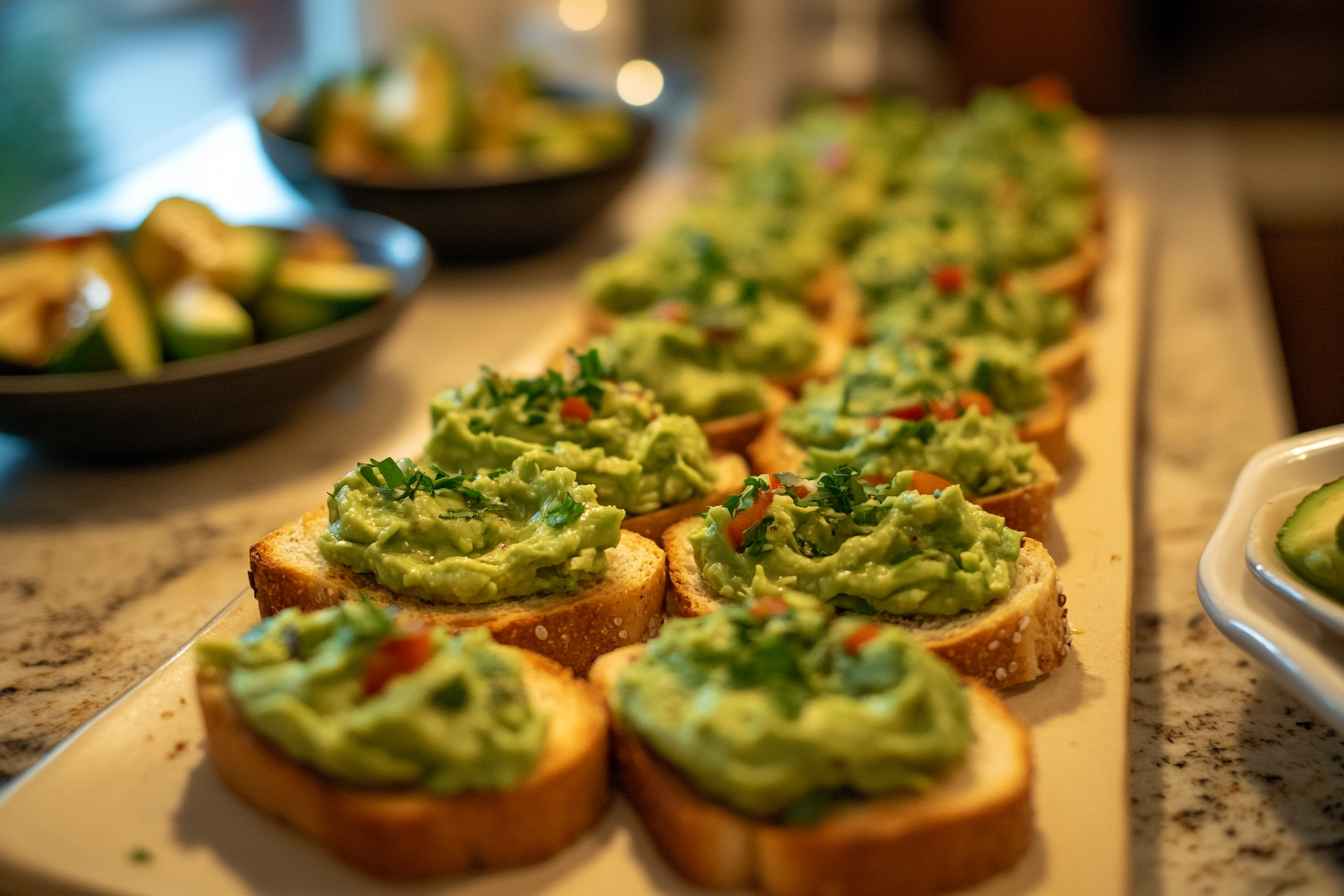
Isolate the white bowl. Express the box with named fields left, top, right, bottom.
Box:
left=1197, top=425, right=1344, bottom=728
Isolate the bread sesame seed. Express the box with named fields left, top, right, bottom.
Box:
left=619, top=630, right=628, bottom=640
left=995, top=667, right=1007, bottom=681
left=534, top=625, right=549, bottom=641
left=1009, top=661, right=1018, bottom=672
left=1012, top=633, right=1022, bottom=644
left=988, top=640, right=1000, bottom=651
left=1018, top=617, right=1031, bottom=630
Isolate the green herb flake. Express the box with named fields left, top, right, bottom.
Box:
left=543, top=493, right=586, bottom=528
left=128, top=847, right=153, bottom=864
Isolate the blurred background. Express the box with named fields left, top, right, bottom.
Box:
left=2, top=0, right=1342, bottom=428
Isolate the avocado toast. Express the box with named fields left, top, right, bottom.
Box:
left=661, top=469, right=1069, bottom=688
left=590, top=591, right=1034, bottom=894
left=196, top=602, right=609, bottom=878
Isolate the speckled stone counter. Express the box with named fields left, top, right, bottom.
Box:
left=2, top=127, right=1342, bottom=894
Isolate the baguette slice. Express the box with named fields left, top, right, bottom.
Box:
left=770, top=277, right=861, bottom=393
left=1025, top=230, right=1105, bottom=312
left=198, top=648, right=610, bottom=879
left=1039, top=325, right=1089, bottom=391
left=624, top=453, right=748, bottom=541
left=250, top=522, right=666, bottom=673
left=702, top=382, right=792, bottom=454
left=745, top=427, right=1059, bottom=541
left=1018, top=381, right=1072, bottom=469
left=590, top=646, right=1034, bottom=895
left=662, top=520, right=1070, bottom=689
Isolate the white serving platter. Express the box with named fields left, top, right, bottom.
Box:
left=0, top=194, right=1147, bottom=895
left=1198, top=424, right=1344, bottom=730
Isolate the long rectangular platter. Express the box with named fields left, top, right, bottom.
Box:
left=0, top=193, right=1146, bottom=896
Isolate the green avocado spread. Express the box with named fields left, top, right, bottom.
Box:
left=784, top=402, right=1036, bottom=497
left=318, top=455, right=624, bottom=604
left=197, top=602, right=546, bottom=793
left=592, top=318, right=769, bottom=422
left=425, top=353, right=717, bottom=514
left=612, top=587, right=971, bottom=818
left=691, top=469, right=1022, bottom=616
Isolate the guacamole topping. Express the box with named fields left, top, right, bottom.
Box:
left=319, top=454, right=623, bottom=603
left=592, top=318, right=769, bottom=421
left=691, top=469, right=1022, bottom=617
left=197, top=602, right=545, bottom=793
left=862, top=276, right=1074, bottom=352
left=612, top=587, right=970, bottom=818
left=425, top=352, right=717, bottom=514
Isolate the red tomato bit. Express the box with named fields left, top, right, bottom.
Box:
left=750, top=597, right=790, bottom=619
left=910, top=471, right=954, bottom=495
left=726, top=491, right=774, bottom=550
left=559, top=396, right=593, bottom=422
left=931, top=265, right=966, bottom=295
left=362, top=630, right=434, bottom=696
left=843, top=623, right=882, bottom=655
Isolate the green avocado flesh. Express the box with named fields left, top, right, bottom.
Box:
left=613, top=589, right=970, bottom=818
left=196, top=602, right=547, bottom=793
left=1277, top=478, right=1344, bottom=601
left=158, top=279, right=254, bottom=359
left=47, top=242, right=161, bottom=377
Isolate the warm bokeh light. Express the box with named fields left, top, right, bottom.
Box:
left=615, top=59, right=663, bottom=106
left=556, top=0, right=607, bottom=32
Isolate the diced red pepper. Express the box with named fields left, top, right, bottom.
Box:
left=957, top=390, right=995, bottom=416
left=885, top=400, right=930, bottom=421
left=767, top=474, right=808, bottom=499
left=653, top=301, right=689, bottom=323
left=560, top=396, right=593, bottom=422
left=750, top=596, right=790, bottom=619
left=843, top=623, right=882, bottom=655
left=726, top=491, right=774, bottom=550
left=1024, top=75, right=1072, bottom=109
left=702, top=325, right=740, bottom=344
left=362, top=629, right=433, bottom=696
left=863, top=472, right=889, bottom=486
left=910, top=471, right=953, bottom=495
left=931, top=265, right=965, bottom=295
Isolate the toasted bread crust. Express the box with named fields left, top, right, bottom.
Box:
left=623, top=453, right=748, bottom=541
left=1039, top=326, right=1089, bottom=391
left=770, top=276, right=860, bottom=393
left=249, top=523, right=666, bottom=673
left=744, top=427, right=1058, bottom=541
left=661, top=521, right=1069, bottom=689
left=1026, top=231, right=1105, bottom=312
left=197, top=650, right=610, bottom=879
left=701, top=383, right=791, bottom=453
left=1018, top=381, right=1071, bottom=469
left=590, top=647, right=1033, bottom=895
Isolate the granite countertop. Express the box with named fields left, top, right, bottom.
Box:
left=2, top=126, right=1342, bottom=894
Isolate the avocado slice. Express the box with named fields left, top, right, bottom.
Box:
left=130, top=197, right=226, bottom=293
left=254, top=258, right=392, bottom=340
left=158, top=278, right=254, bottom=359
left=373, top=35, right=471, bottom=168
left=48, top=242, right=162, bottom=377
left=1276, top=477, right=1344, bottom=601
left=0, top=246, right=80, bottom=367
left=211, top=226, right=282, bottom=302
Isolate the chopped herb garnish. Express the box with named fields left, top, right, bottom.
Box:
left=813, top=466, right=867, bottom=514
left=741, top=515, right=776, bottom=558
left=128, top=847, right=153, bottom=864
left=431, top=677, right=468, bottom=711
left=357, top=459, right=506, bottom=511
left=725, top=476, right=770, bottom=515
left=543, top=493, right=586, bottom=528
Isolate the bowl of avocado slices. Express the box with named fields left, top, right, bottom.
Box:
left=255, top=35, right=655, bottom=260
left=0, top=198, right=429, bottom=458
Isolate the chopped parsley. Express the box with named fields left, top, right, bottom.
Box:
left=724, top=476, right=770, bottom=515
left=431, top=677, right=468, bottom=711
left=543, top=493, right=586, bottom=528
left=740, top=515, right=776, bottom=558
left=813, top=466, right=867, bottom=514
left=354, top=459, right=506, bottom=514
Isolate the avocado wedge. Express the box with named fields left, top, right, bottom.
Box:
left=1276, top=477, right=1344, bottom=601
left=130, top=197, right=225, bottom=293
left=212, top=226, right=282, bottom=302
left=158, top=278, right=255, bottom=359
left=48, top=242, right=162, bottom=377
left=254, top=257, right=393, bottom=339
left=373, top=35, right=471, bottom=168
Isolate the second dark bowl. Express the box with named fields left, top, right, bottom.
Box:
left=256, top=113, right=655, bottom=261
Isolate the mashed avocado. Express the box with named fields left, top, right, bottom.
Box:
left=691, top=469, right=1022, bottom=616
left=862, top=277, right=1074, bottom=352
left=613, top=586, right=970, bottom=818
left=425, top=353, right=717, bottom=514
left=784, top=403, right=1036, bottom=497
left=592, top=318, right=769, bottom=421
left=198, top=602, right=545, bottom=793
left=319, top=454, right=623, bottom=603
left=791, top=339, right=1047, bottom=427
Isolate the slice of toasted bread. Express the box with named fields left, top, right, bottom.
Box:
left=770, top=278, right=861, bottom=393
left=198, top=648, right=610, bottom=879
left=1025, top=230, right=1105, bottom=312
left=590, top=646, right=1033, bottom=895
left=702, top=383, right=791, bottom=453
left=1018, top=381, right=1071, bottom=468
left=624, top=453, right=748, bottom=542
left=744, top=428, right=1058, bottom=541
left=1039, top=325, right=1088, bottom=391
left=661, top=522, right=1069, bottom=689
left=249, top=522, right=666, bottom=673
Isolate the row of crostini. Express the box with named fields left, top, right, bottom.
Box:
left=204, top=79, right=1103, bottom=895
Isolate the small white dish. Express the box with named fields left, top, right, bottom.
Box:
left=1246, top=486, right=1344, bottom=637
left=1197, top=425, right=1344, bottom=729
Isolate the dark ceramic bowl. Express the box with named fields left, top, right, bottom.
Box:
left=255, top=109, right=654, bottom=261
left=0, top=210, right=430, bottom=459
